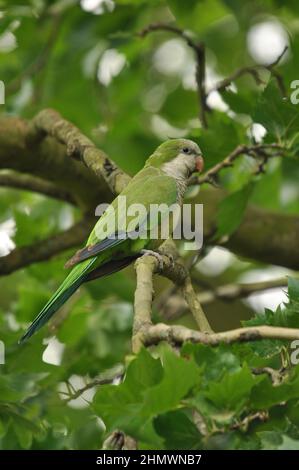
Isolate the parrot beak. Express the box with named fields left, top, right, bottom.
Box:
left=195, top=155, right=204, bottom=173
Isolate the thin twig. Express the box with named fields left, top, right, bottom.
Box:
left=251, top=367, right=286, bottom=386
left=189, top=143, right=286, bottom=186
left=208, top=46, right=288, bottom=97
left=138, top=23, right=208, bottom=128
left=194, top=276, right=289, bottom=304
left=181, top=277, right=213, bottom=333
left=160, top=276, right=289, bottom=321
left=231, top=411, right=268, bottom=431
left=63, top=373, right=124, bottom=402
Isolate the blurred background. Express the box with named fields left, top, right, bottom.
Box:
left=0, top=0, right=299, bottom=449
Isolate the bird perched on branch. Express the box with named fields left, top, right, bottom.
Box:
left=20, top=139, right=204, bottom=343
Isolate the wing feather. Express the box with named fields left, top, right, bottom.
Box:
left=65, top=171, right=178, bottom=266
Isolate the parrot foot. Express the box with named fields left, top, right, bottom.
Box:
left=140, top=249, right=165, bottom=270
left=163, top=252, right=174, bottom=267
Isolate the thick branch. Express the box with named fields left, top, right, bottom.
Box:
left=32, top=109, right=130, bottom=195
left=0, top=109, right=131, bottom=275
left=0, top=215, right=95, bottom=276
left=0, top=115, right=107, bottom=208
left=0, top=171, right=76, bottom=205
left=0, top=111, right=298, bottom=272
left=0, top=111, right=131, bottom=209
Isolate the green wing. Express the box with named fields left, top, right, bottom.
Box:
left=88, top=167, right=177, bottom=243
left=20, top=167, right=177, bottom=343
left=66, top=167, right=178, bottom=265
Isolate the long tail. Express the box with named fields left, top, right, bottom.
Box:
left=19, top=278, right=84, bottom=343
left=19, top=255, right=138, bottom=344
left=19, top=259, right=95, bottom=344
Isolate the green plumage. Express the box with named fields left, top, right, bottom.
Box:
left=20, top=139, right=202, bottom=343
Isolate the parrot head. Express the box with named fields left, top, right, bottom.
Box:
left=145, top=139, right=204, bottom=180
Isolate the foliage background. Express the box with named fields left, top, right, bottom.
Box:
left=0, top=0, right=299, bottom=450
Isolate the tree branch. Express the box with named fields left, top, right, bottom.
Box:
left=195, top=276, right=289, bottom=303
left=0, top=115, right=107, bottom=208
left=195, top=188, right=299, bottom=270
left=208, top=46, right=288, bottom=97
left=160, top=277, right=289, bottom=321
left=181, top=277, right=213, bottom=333
left=132, top=249, right=212, bottom=353
left=63, top=370, right=124, bottom=403
left=32, top=109, right=130, bottom=195
left=0, top=171, right=76, bottom=205
left=0, top=215, right=95, bottom=276
left=142, top=323, right=299, bottom=348
left=0, top=111, right=131, bottom=209
left=0, top=110, right=297, bottom=272
left=132, top=248, right=299, bottom=352
left=189, top=143, right=286, bottom=186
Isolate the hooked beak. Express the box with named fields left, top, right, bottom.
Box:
left=195, top=155, right=204, bottom=173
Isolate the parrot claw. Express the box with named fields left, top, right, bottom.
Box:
left=165, top=253, right=174, bottom=268
left=140, top=249, right=165, bottom=270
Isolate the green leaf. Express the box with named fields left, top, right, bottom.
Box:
left=13, top=421, right=33, bottom=449
left=141, top=346, right=200, bottom=416
left=167, top=0, right=230, bottom=33
left=197, top=112, right=245, bottom=169
left=125, top=347, right=164, bottom=393
left=288, top=277, right=299, bottom=302
left=250, top=367, right=299, bottom=409
left=258, top=431, right=283, bottom=450
left=244, top=277, right=299, bottom=335
left=222, top=89, right=256, bottom=116
left=161, top=88, right=198, bottom=126
left=93, top=348, right=164, bottom=444
left=215, top=182, right=254, bottom=238
left=253, top=80, right=299, bottom=142
left=93, top=346, right=200, bottom=446
left=154, top=410, right=202, bottom=450
left=182, top=343, right=241, bottom=382
left=278, top=435, right=299, bottom=450
left=250, top=161, right=282, bottom=210
left=203, top=363, right=262, bottom=412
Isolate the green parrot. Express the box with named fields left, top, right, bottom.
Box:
left=20, top=139, right=204, bottom=343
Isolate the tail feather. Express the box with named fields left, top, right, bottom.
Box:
left=19, top=279, right=84, bottom=343
left=19, top=254, right=136, bottom=344
left=19, top=259, right=96, bottom=344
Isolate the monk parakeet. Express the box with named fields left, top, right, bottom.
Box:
left=20, top=139, right=204, bottom=343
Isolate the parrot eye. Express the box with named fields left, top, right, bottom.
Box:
left=182, top=147, right=191, bottom=154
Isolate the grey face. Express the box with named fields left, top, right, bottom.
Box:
left=177, top=140, right=204, bottom=175
left=180, top=140, right=202, bottom=158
